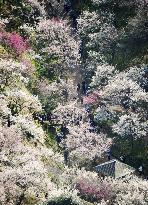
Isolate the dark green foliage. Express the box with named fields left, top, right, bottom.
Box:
left=47, top=198, right=78, bottom=205
left=70, top=0, right=92, bottom=11
left=0, top=0, right=40, bottom=31
left=111, top=138, right=148, bottom=175
left=79, top=0, right=148, bottom=70
left=35, top=60, right=57, bottom=81
left=45, top=131, right=60, bottom=151
left=96, top=0, right=136, bottom=28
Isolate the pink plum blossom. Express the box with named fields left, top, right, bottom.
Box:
left=5, top=32, right=29, bottom=54
left=76, top=177, right=113, bottom=201
left=83, top=91, right=100, bottom=105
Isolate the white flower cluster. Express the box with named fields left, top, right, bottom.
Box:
left=13, top=115, right=45, bottom=143
left=24, top=0, right=46, bottom=17
left=91, top=64, right=116, bottom=88
left=95, top=105, right=114, bottom=122
left=53, top=101, right=87, bottom=125
left=0, top=95, right=11, bottom=122
left=35, top=19, right=80, bottom=74
left=87, top=23, right=118, bottom=49
left=60, top=122, right=112, bottom=164
left=0, top=125, right=68, bottom=205
left=125, top=65, right=145, bottom=82
left=92, top=0, right=108, bottom=5
left=91, top=64, right=148, bottom=140
left=77, top=6, right=118, bottom=70
left=0, top=58, right=28, bottom=88
left=38, top=78, right=77, bottom=103
left=112, top=113, right=147, bottom=139
left=6, top=89, right=42, bottom=114
left=112, top=176, right=148, bottom=205
left=102, top=73, right=148, bottom=104
left=77, top=11, right=101, bottom=37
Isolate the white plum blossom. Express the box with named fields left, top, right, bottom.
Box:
left=91, top=64, right=116, bottom=88
left=6, top=89, right=42, bottom=114
left=57, top=78, right=78, bottom=101
left=0, top=160, right=58, bottom=205
left=112, top=113, right=147, bottom=139
left=0, top=126, right=24, bottom=164
left=112, top=176, right=148, bottom=205
left=92, top=0, right=108, bottom=5
left=77, top=6, right=118, bottom=68
left=60, top=122, right=112, bottom=164
left=24, top=0, right=46, bottom=17
left=95, top=105, right=115, bottom=122
left=87, top=24, right=118, bottom=50
left=102, top=73, right=148, bottom=105
left=0, top=95, right=11, bottom=121
left=125, top=65, right=146, bottom=82
left=34, top=19, right=80, bottom=75
left=0, top=125, right=67, bottom=205
left=0, top=58, right=28, bottom=88
left=13, top=115, right=45, bottom=143
left=77, top=11, right=101, bottom=37
left=38, top=78, right=77, bottom=102
left=24, top=0, right=67, bottom=18
left=37, top=80, right=59, bottom=97
left=53, top=101, right=87, bottom=125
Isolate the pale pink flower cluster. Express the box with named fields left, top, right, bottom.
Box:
left=0, top=125, right=73, bottom=205
left=60, top=122, right=112, bottom=164
left=35, top=18, right=80, bottom=74
left=38, top=78, right=77, bottom=103
left=53, top=101, right=87, bottom=125
left=76, top=177, right=113, bottom=201
left=83, top=91, right=101, bottom=105
left=0, top=126, right=50, bottom=204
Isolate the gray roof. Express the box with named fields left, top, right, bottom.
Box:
left=95, top=159, right=135, bottom=178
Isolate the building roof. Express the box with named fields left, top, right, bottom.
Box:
left=95, top=159, right=135, bottom=178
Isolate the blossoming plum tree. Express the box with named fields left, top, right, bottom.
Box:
left=37, top=78, right=78, bottom=111
left=0, top=125, right=78, bottom=205
left=53, top=100, right=87, bottom=125
left=0, top=59, right=28, bottom=89
left=60, top=122, right=112, bottom=165
left=0, top=1, right=148, bottom=205
left=77, top=7, right=118, bottom=78
left=58, top=166, right=148, bottom=205
left=31, top=18, right=80, bottom=78
left=112, top=113, right=147, bottom=139
left=91, top=64, right=116, bottom=89
left=6, top=89, right=42, bottom=115
left=24, top=0, right=67, bottom=18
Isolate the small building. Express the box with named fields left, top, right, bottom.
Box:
left=95, top=159, right=135, bottom=178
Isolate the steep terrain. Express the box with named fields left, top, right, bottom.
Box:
left=0, top=1, right=148, bottom=205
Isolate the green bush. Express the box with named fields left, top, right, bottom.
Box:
left=47, top=198, right=78, bottom=205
